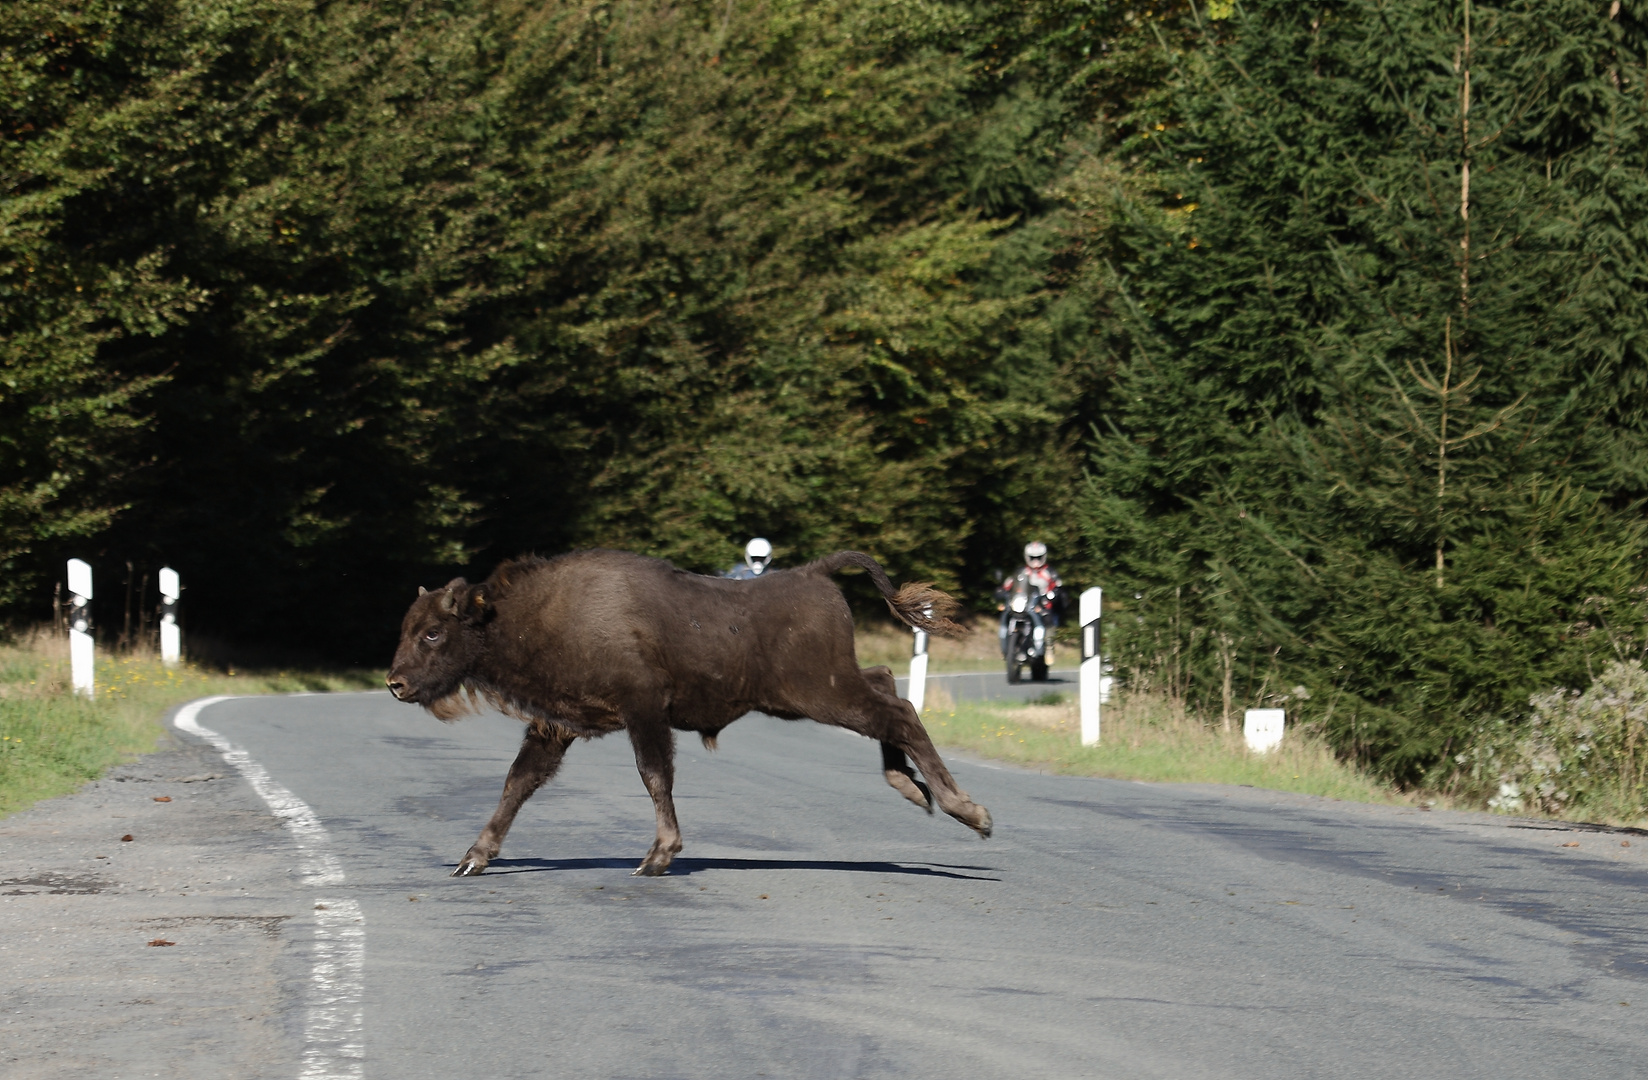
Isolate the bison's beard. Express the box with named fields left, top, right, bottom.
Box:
left=424, top=681, right=572, bottom=741
left=426, top=684, right=482, bottom=722
left=424, top=683, right=538, bottom=728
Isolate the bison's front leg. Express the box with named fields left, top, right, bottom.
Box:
left=627, top=722, right=682, bottom=876
left=454, top=724, right=575, bottom=876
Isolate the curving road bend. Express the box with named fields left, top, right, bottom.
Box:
left=151, top=690, right=1648, bottom=1080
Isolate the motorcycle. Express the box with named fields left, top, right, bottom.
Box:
left=999, top=578, right=1055, bottom=684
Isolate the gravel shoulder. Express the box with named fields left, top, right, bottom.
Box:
left=1, top=720, right=310, bottom=1079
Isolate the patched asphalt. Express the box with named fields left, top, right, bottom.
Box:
left=1, top=735, right=307, bottom=1079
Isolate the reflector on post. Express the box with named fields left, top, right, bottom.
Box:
left=67, top=558, right=94, bottom=698
left=1078, top=587, right=1102, bottom=746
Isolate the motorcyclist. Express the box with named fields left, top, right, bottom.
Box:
left=997, top=541, right=1064, bottom=656
left=723, top=537, right=774, bottom=580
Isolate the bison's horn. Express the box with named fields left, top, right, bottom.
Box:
left=418, top=586, right=428, bottom=596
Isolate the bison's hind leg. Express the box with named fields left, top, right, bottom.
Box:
left=629, top=720, right=684, bottom=876
left=882, top=742, right=933, bottom=812
left=824, top=671, right=991, bottom=838
left=859, top=667, right=932, bottom=812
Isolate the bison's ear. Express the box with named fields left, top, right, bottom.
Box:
left=417, top=586, right=428, bottom=597
left=458, top=582, right=495, bottom=625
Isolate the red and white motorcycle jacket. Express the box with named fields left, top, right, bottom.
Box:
left=1001, top=565, right=1062, bottom=614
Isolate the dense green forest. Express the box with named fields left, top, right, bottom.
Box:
left=5, top=0, right=1648, bottom=795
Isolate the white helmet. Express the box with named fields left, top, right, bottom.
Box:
left=745, top=537, right=773, bottom=574
left=1024, top=540, right=1048, bottom=568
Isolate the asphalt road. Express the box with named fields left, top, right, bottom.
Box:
left=163, top=690, right=1648, bottom=1080
left=893, top=668, right=1080, bottom=704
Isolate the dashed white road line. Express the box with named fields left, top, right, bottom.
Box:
left=173, top=696, right=364, bottom=1080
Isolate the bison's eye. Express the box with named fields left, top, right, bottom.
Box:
left=423, top=629, right=442, bottom=643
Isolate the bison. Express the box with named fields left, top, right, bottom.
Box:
left=385, top=549, right=993, bottom=876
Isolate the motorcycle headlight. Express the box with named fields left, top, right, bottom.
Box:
left=1010, top=594, right=1029, bottom=612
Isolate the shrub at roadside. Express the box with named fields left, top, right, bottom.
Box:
left=1456, top=660, right=1648, bottom=826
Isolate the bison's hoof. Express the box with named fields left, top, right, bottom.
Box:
left=632, top=861, right=671, bottom=877
left=452, top=856, right=489, bottom=877
left=972, top=806, right=993, bottom=839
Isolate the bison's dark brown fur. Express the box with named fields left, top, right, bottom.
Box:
left=386, top=549, right=992, bottom=876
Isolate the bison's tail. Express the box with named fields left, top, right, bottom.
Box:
left=807, top=551, right=967, bottom=638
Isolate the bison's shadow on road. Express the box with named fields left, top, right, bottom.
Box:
left=467, top=857, right=1001, bottom=881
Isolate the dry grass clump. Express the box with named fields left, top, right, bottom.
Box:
left=0, top=628, right=70, bottom=699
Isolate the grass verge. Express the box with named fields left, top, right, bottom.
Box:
left=919, top=688, right=1407, bottom=805
left=0, top=632, right=377, bottom=818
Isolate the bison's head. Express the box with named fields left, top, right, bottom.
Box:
left=386, top=578, right=493, bottom=718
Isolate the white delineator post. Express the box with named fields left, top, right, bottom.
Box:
left=159, top=566, right=181, bottom=666
left=908, top=624, right=930, bottom=715
left=158, top=567, right=182, bottom=666
left=67, top=558, right=94, bottom=698
left=1078, top=587, right=1103, bottom=746
left=1244, top=709, right=1285, bottom=754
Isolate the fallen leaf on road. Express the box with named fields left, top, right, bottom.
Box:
left=121, top=834, right=134, bottom=842
left=1624, top=841, right=1632, bottom=848
left=1562, top=841, right=1580, bottom=848
left=147, top=939, right=175, bottom=947
left=152, top=796, right=171, bottom=803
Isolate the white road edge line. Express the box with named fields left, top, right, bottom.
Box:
left=173, top=696, right=364, bottom=1080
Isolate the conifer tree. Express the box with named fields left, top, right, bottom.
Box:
left=1084, top=0, right=1648, bottom=782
